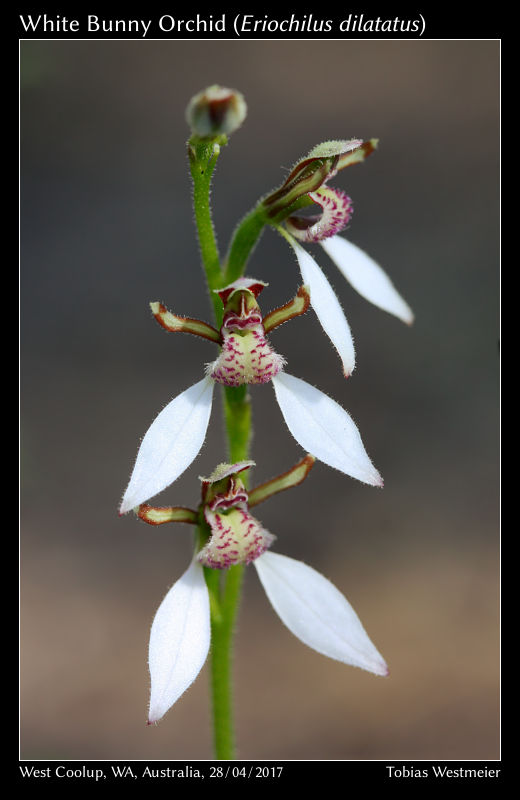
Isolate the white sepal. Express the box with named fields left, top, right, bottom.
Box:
left=120, top=376, right=214, bottom=514
left=321, top=236, right=414, bottom=325
left=285, top=235, right=356, bottom=377
left=148, top=560, right=211, bottom=724
left=254, top=551, right=388, bottom=676
left=272, top=372, right=383, bottom=487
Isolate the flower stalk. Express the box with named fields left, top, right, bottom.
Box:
left=188, top=128, right=252, bottom=759
left=205, top=560, right=244, bottom=759
left=121, top=87, right=410, bottom=760
left=188, top=136, right=226, bottom=323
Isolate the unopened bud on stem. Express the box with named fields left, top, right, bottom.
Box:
left=186, top=85, right=247, bottom=138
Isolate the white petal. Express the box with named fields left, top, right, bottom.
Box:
left=148, top=560, right=211, bottom=723
left=254, top=551, right=388, bottom=676
left=120, top=377, right=214, bottom=514
left=285, top=235, right=355, bottom=377
left=272, top=372, right=383, bottom=486
left=321, top=236, right=414, bottom=324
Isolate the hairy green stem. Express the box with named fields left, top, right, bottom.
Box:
left=224, top=203, right=268, bottom=285
left=224, top=194, right=314, bottom=285
left=190, top=136, right=253, bottom=760
left=189, top=137, right=226, bottom=323
left=206, top=561, right=245, bottom=759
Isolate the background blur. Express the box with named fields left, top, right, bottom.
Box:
left=20, top=40, right=499, bottom=760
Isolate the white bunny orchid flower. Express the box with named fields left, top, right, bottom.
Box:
left=119, top=279, right=382, bottom=515
left=141, top=460, right=388, bottom=724
left=262, top=138, right=413, bottom=376
left=267, top=139, right=413, bottom=377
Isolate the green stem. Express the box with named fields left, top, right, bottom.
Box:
left=190, top=137, right=253, bottom=760
left=224, top=203, right=268, bottom=285
left=188, top=140, right=329, bottom=756
left=206, top=561, right=245, bottom=760
left=223, top=385, right=252, bottom=465
left=201, top=383, right=251, bottom=760
left=189, top=136, right=226, bottom=324
left=224, top=194, right=314, bottom=286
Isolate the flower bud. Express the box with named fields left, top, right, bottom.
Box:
left=186, top=85, right=247, bottom=138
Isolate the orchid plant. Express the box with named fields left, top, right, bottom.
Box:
left=119, top=85, right=413, bottom=759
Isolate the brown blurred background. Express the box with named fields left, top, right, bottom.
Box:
left=20, top=40, right=499, bottom=760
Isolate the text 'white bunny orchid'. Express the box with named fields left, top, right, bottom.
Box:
left=119, top=279, right=382, bottom=515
